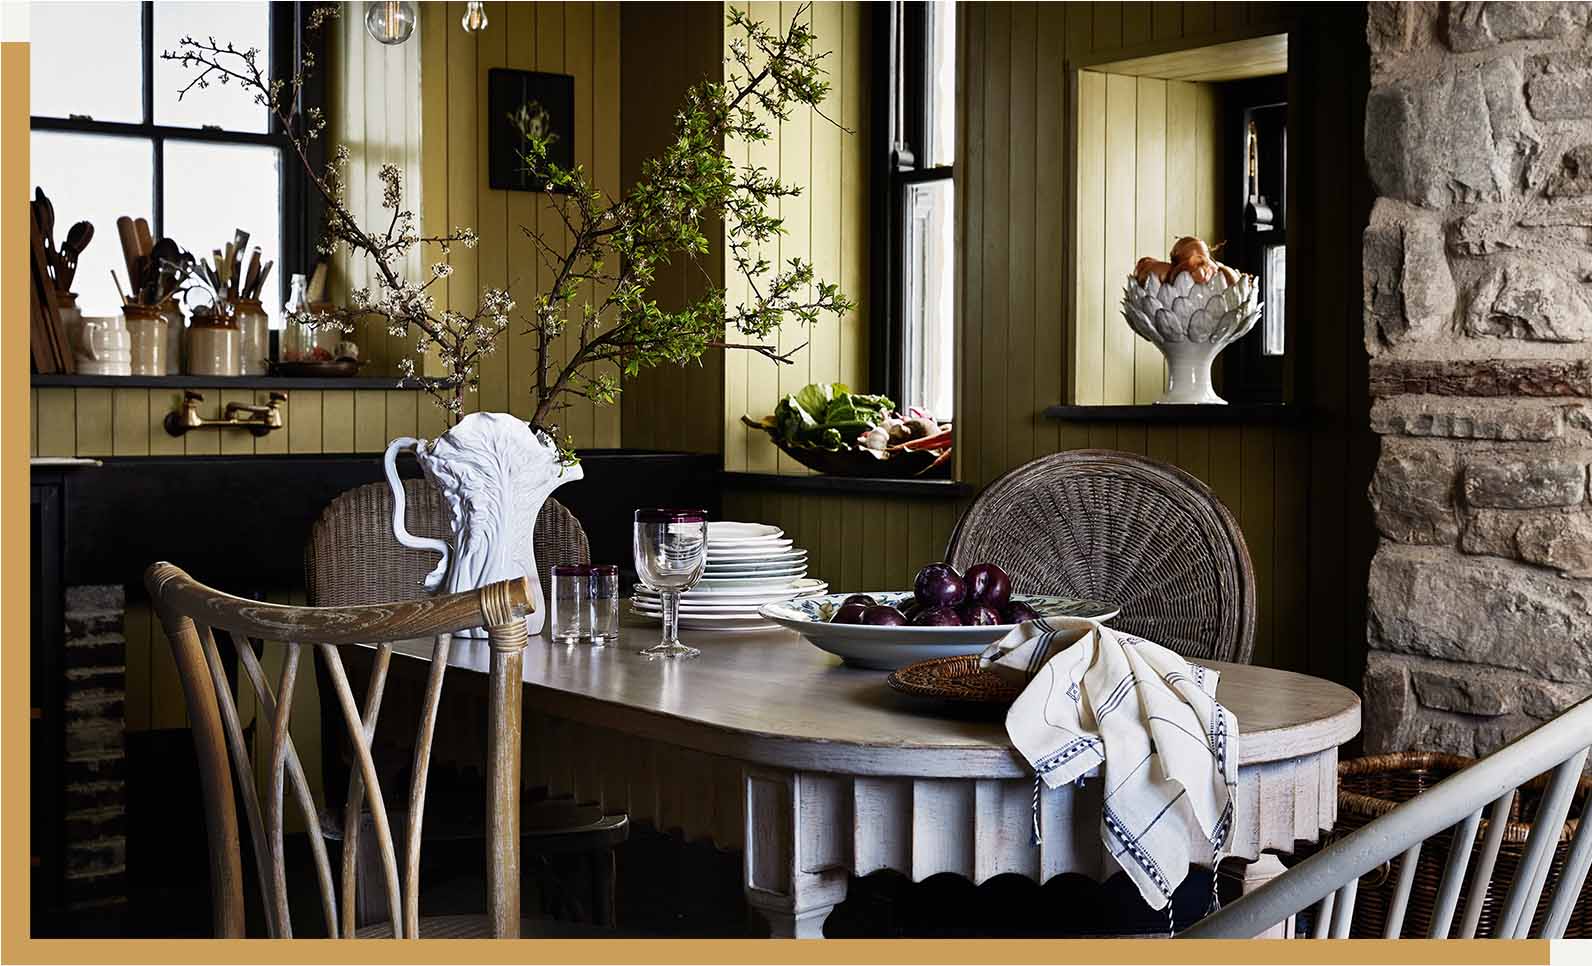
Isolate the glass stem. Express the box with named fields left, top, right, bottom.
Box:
left=662, top=590, right=680, bottom=647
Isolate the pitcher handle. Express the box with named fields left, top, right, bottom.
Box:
left=82, top=318, right=104, bottom=361
left=383, top=437, right=450, bottom=592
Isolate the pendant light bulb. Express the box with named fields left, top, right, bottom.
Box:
left=364, top=1, right=416, bottom=46
left=462, top=1, right=489, bottom=33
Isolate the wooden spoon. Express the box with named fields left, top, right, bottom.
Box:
left=116, top=216, right=142, bottom=287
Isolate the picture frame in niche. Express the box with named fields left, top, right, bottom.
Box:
left=487, top=68, right=575, bottom=192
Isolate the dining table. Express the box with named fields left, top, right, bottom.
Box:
left=379, top=607, right=1361, bottom=938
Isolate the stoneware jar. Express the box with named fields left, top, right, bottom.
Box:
left=186, top=308, right=240, bottom=377
left=159, top=298, right=184, bottom=374
left=123, top=303, right=168, bottom=376
left=232, top=297, right=270, bottom=375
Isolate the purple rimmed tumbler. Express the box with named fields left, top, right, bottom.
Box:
left=550, top=564, right=619, bottom=645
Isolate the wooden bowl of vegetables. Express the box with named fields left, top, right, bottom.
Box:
left=742, top=383, right=952, bottom=478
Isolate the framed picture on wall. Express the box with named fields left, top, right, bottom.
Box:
left=487, top=68, right=575, bottom=192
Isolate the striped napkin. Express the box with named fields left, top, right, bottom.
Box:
left=979, top=616, right=1238, bottom=912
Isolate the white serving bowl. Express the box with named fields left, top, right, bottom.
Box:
left=759, top=592, right=1121, bottom=670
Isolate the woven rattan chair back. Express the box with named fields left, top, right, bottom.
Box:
left=945, top=449, right=1256, bottom=664
left=147, top=561, right=533, bottom=939
left=1183, top=695, right=1592, bottom=939
left=304, top=479, right=590, bottom=608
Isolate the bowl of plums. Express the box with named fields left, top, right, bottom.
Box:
left=758, top=562, right=1120, bottom=670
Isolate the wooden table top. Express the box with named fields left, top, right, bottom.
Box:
left=387, top=607, right=1360, bottom=779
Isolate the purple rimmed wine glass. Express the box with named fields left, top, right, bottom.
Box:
left=633, top=508, right=708, bottom=659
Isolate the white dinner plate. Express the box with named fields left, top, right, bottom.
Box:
left=707, top=538, right=795, bottom=553
left=635, top=577, right=828, bottom=601
left=703, top=562, right=808, bottom=577
left=758, top=592, right=1122, bottom=670
left=706, top=546, right=808, bottom=562
left=697, top=573, right=806, bottom=589
left=707, top=522, right=783, bottom=541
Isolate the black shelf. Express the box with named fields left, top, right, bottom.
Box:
left=31, top=374, right=441, bottom=391
left=1042, top=403, right=1306, bottom=426
left=721, top=471, right=973, bottom=498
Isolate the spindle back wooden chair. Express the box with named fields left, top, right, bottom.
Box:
left=147, top=561, right=532, bottom=939
left=946, top=449, right=1256, bottom=664
left=1183, top=695, right=1592, bottom=939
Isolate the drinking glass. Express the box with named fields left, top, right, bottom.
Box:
left=550, top=564, right=619, bottom=645
left=633, top=509, right=708, bottom=659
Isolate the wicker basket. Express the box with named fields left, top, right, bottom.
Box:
left=1329, top=752, right=1592, bottom=939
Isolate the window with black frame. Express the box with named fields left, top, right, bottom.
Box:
left=872, top=0, right=955, bottom=421
left=28, top=1, right=319, bottom=327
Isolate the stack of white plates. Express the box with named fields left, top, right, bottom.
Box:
left=631, top=522, right=826, bottom=629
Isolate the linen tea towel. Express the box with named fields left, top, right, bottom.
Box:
left=979, top=616, right=1239, bottom=911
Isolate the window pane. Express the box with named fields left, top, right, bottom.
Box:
left=31, top=2, right=143, bottom=122
left=900, top=178, right=955, bottom=419
left=154, top=2, right=271, bottom=132
left=163, top=141, right=284, bottom=325
left=30, top=132, right=154, bottom=317
left=924, top=0, right=956, bottom=168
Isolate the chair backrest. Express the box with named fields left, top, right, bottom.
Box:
left=304, top=479, right=591, bottom=608
left=946, top=449, right=1256, bottom=664
left=147, top=561, right=532, bottom=939
left=1182, top=696, right=1592, bottom=939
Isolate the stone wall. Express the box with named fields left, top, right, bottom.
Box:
left=1363, top=2, right=1592, bottom=755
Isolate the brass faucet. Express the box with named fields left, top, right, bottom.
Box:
left=164, top=390, right=287, bottom=438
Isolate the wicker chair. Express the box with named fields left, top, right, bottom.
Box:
left=304, top=479, right=623, bottom=930
left=305, top=479, right=591, bottom=611
left=946, top=449, right=1256, bottom=665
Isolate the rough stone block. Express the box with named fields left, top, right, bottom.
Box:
left=1463, top=459, right=1588, bottom=507
left=1411, top=663, right=1516, bottom=715
left=1464, top=264, right=1589, bottom=343
left=1369, top=358, right=1592, bottom=398
left=1461, top=508, right=1525, bottom=557
left=1528, top=53, right=1592, bottom=121
left=1370, top=2, right=1441, bottom=60
left=1371, top=442, right=1460, bottom=544
left=1516, top=509, right=1592, bottom=576
left=1370, top=397, right=1566, bottom=441
left=1367, top=547, right=1592, bottom=681
left=1446, top=2, right=1592, bottom=50
left=1363, top=651, right=1419, bottom=753
left=1547, top=144, right=1592, bottom=197
left=1367, top=58, right=1538, bottom=209
left=1365, top=200, right=1457, bottom=347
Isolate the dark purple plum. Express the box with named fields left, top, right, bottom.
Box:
left=964, top=563, right=1013, bottom=610
left=914, top=563, right=966, bottom=609
left=841, top=594, right=878, bottom=608
left=911, top=605, right=963, bottom=627
left=831, top=602, right=869, bottom=624
left=860, top=605, right=909, bottom=626
left=1003, top=600, right=1040, bottom=624
left=959, top=603, right=1002, bottom=627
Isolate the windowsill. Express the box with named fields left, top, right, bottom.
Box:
left=31, top=374, right=443, bottom=392
left=720, top=471, right=973, bottom=498
left=1042, top=403, right=1306, bottom=426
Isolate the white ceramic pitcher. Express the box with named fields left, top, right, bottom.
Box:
left=383, top=412, right=582, bottom=636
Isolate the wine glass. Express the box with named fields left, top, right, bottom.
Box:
left=633, top=509, right=709, bottom=659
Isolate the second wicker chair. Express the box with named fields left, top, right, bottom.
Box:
left=946, top=449, right=1256, bottom=665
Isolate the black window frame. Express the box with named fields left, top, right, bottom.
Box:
left=870, top=0, right=954, bottom=409
left=28, top=1, right=326, bottom=307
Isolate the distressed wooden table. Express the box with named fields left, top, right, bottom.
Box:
left=384, top=610, right=1360, bottom=937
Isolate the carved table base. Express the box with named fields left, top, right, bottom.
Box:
left=522, top=711, right=1337, bottom=938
